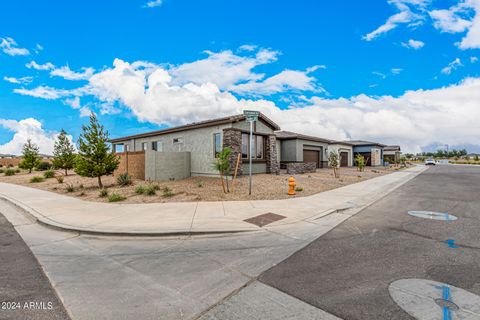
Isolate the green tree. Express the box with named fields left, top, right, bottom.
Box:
left=74, top=113, right=119, bottom=188
left=19, top=139, right=40, bottom=173
left=52, top=129, right=76, bottom=176
left=474, top=155, right=479, bottom=162
left=355, top=154, right=366, bottom=172
left=212, top=147, right=232, bottom=193
left=328, top=151, right=339, bottom=178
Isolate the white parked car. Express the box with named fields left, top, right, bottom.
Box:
left=425, top=158, right=436, bottom=166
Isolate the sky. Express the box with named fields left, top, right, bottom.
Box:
left=0, top=0, right=479, bottom=155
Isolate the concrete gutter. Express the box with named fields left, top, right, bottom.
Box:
left=0, top=166, right=427, bottom=237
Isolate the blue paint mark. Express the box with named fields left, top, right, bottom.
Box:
left=445, top=239, right=460, bottom=248
left=442, top=286, right=452, bottom=320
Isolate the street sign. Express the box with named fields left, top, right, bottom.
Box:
left=243, top=110, right=259, bottom=122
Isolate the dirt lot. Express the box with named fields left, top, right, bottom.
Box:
left=0, top=166, right=408, bottom=203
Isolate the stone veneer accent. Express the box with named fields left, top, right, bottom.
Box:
left=286, top=162, right=317, bottom=174
left=266, top=134, right=280, bottom=175
left=222, top=128, right=243, bottom=175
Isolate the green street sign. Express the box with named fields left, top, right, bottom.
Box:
left=243, top=110, right=259, bottom=121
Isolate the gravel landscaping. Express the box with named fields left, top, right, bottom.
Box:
left=0, top=166, right=409, bottom=203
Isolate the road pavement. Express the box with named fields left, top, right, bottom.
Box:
left=260, top=165, right=480, bottom=319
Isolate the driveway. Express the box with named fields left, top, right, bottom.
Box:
left=260, top=165, right=480, bottom=319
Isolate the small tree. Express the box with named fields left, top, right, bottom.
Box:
left=475, top=155, right=479, bottom=162
left=212, top=147, right=232, bottom=193
left=400, top=156, right=407, bottom=167
left=75, top=113, right=119, bottom=188
left=52, top=129, right=76, bottom=176
left=328, top=151, right=339, bottom=178
left=19, top=139, right=40, bottom=173
left=355, top=154, right=366, bottom=172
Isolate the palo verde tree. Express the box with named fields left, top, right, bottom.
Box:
left=19, top=139, right=40, bottom=173
left=212, top=147, right=232, bottom=193
left=355, top=153, right=366, bottom=172
left=74, top=113, right=119, bottom=188
left=52, top=129, right=76, bottom=175
left=328, top=151, right=339, bottom=178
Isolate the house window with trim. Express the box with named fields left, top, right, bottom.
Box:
left=152, top=141, right=157, bottom=151
left=241, top=133, right=265, bottom=159
left=213, top=133, right=222, bottom=158
left=141, top=142, right=147, bottom=151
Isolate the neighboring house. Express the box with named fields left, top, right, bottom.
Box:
left=328, top=142, right=354, bottom=167
left=275, top=131, right=331, bottom=169
left=110, top=113, right=281, bottom=180
left=346, top=140, right=386, bottom=166
left=383, top=145, right=401, bottom=164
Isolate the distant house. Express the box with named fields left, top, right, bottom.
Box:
left=383, top=145, right=402, bottom=164
left=345, top=140, right=386, bottom=166
left=328, top=141, right=354, bottom=167
left=275, top=131, right=330, bottom=169
left=110, top=113, right=281, bottom=180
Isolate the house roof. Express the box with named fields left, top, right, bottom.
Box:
left=343, top=140, right=387, bottom=147
left=110, top=113, right=281, bottom=143
left=384, top=145, right=401, bottom=151
left=275, top=131, right=332, bottom=144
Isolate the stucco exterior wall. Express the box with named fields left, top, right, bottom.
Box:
left=279, top=139, right=328, bottom=163
left=328, top=144, right=353, bottom=167
left=232, top=119, right=274, bottom=134
left=145, top=150, right=191, bottom=181
left=352, top=145, right=384, bottom=166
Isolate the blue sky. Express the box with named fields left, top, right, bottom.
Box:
left=0, top=0, right=479, bottom=154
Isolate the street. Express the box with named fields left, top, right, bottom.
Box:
left=260, top=165, right=480, bottom=319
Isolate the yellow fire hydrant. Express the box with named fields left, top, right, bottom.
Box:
left=288, top=176, right=296, bottom=195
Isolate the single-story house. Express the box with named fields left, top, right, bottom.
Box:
left=110, top=113, right=281, bottom=180
left=327, top=141, right=354, bottom=167
left=275, top=131, right=331, bottom=169
left=345, top=140, right=386, bottom=166
left=383, top=145, right=401, bottom=164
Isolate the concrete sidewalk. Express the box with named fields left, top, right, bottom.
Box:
left=0, top=166, right=426, bottom=236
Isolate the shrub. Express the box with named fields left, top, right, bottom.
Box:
left=295, top=187, right=304, bottom=192
left=30, top=176, right=45, bottom=183
left=162, top=186, right=174, bottom=197
left=66, top=184, right=75, bottom=192
left=79, top=184, right=84, bottom=189
left=43, top=170, right=55, bottom=179
left=0, top=169, right=3, bottom=174
left=196, top=181, right=204, bottom=188
left=79, top=191, right=86, bottom=196
left=15, top=169, right=20, bottom=173
left=56, top=175, right=64, bottom=183
left=144, top=185, right=157, bottom=196
left=108, top=193, right=126, bottom=202
left=99, top=188, right=109, bottom=197
left=135, top=185, right=146, bottom=194
left=116, top=173, right=132, bottom=186
left=4, top=168, right=15, bottom=176
left=36, top=161, right=52, bottom=171
left=152, top=184, right=161, bottom=191
left=7, top=164, right=13, bottom=168
left=0, top=164, right=2, bottom=168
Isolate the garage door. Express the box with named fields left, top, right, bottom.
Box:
left=340, top=152, right=349, bottom=167
left=303, top=150, right=319, bottom=168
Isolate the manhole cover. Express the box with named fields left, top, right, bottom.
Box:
left=407, top=210, right=458, bottom=221
left=243, top=213, right=286, bottom=227
left=389, top=279, right=480, bottom=319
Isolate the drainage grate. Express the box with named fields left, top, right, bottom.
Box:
left=243, top=213, right=286, bottom=227
left=407, top=210, right=458, bottom=221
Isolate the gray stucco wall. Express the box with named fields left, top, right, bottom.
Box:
left=280, top=140, right=297, bottom=162
left=145, top=150, right=191, bottom=181
left=280, top=139, right=328, bottom=162
left=232, top=119, right=274, bottom=135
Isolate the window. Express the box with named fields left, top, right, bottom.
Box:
left=173, top=137, right=183, bottom=144
left=114, top=144, right=124, bottom=153
left=141, top=142, right=147, bottom=151
left=214, top=133, right=222, bottom=157
left=125, top=144, right=130, bottom=152
left=157, top=141, right=163, bottom=152
left=241, top=133, right=265, bottom=159
left=152, top=141, right=157, bottom=151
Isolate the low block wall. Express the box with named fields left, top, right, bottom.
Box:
left=114, top=151, right=145, bottom=180
left=145, top=150, right=191, bottom=181
left=286, top=162, right=317, bottom=174
left=0, top=158, right=21, bottom=167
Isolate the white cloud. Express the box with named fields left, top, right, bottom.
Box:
left=472, top=56, right=479, bottom=63
left=362, top=0, right=430, bottom=41
left=143, top=0, right=162, bottom=8
left=0, top=37, right=30, bottom=56
left=50, top=65, right=95, bottom=80
left=170, top=48, right=280, bottom=90
left=391, top=68, right=403, bottom=74
left=441, top=58, right=463, bottom=74
left=14, top=86, right=73, bottom=99
left=0, top=118, right=60, bottom=155
left=429, top=8, right=472, bottom=33
left=459, top=0, right=480, bottom=49
left=26, top=60, right=55, bottom=70
left=372, top=71, right=387, bottom=79
left=3, top=76, right=33, bottom=84
left=238, top=44, right=257, bottom=52
left=401, top=38, right=425, bottom=49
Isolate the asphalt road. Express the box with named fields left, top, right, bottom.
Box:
left=0, top=212, right=70, bottom=320
left=260, top=165, right=480, bottom=319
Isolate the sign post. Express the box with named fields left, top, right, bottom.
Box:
left=243, top=110, right=259, bottom=195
